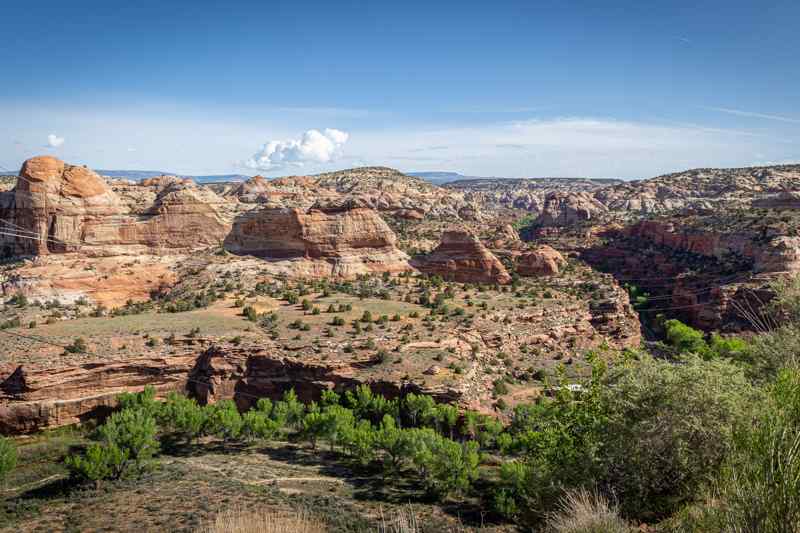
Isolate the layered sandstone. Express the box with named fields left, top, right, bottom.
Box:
left=516, top=245, right=566, bottom=276
left=625, top=220, right=800, bottom=274
left=488, top=224, right=523, bottom=249
left=414, top=229, right=511, bottom=284
left=751, top=191, right=800, bottom=210
left=0, top=344, right=463, bottom=434
left=0, top=353, right=196, bottom=433
left=224, top=205, right=411, bottom=277
left=596, top=164, right=800, bottom=216
left=535, top=191, right=608, bottom=227
left=0, top=156, right=230, bottom=257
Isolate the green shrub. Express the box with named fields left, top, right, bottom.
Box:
left=700, top=368, right=800, bottom=531
left=241, top=410, right=280, bottom=441
left=204, top=400, right=243, bottom=441
left=404, top=428, right=480, bottom=499
left=118, top=385, right=160, bottom=417
left=66, top=407, right=159, bottom=483
left=494, top=354, right=755, bottom=524
left=741, top=325, right=800, bottom=381
left=664, top=319, right=707, bottom=354
left=0, top=436, right=17, bottom=485
left=599, top=355, right=755, bottom=519
left=158, top=392, right=206, bottom=443
left=242, top=305, right=258, bottom=322
left=64, top=337, right=88, bottom=354
left=65, top=442, right=126, bottom=485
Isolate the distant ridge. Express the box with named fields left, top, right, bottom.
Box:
left=408, top=171, right=497, bottom=185
left=410, top=171, right=628, bottom=187
left=97, top=170, right=250, bottom=183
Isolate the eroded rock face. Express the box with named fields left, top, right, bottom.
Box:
left=1, top=156, right=230, bottom=256
left=415, top=229, right=511, bottom=284
left=219, top=166, right=486, bottom=222
left=0, top=354, right=196, bottom=433
left=516, top=245, right=566, bottom=276
left=0, top=345, right=459, bottom=434
left=224, top=205, right=411, bottom=277
left=488, top=224, right=522, bottom=249
left=6, top=156, right=123, bottom=255
left=626, top=220, right=800, bottom=274
left=536, top=191, right=608, bottom=227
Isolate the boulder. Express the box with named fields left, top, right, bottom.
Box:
left=517, top=245, right=566, bottom=276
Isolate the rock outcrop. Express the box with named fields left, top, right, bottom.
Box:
left=625, top=220, right=800, bottom=274
left=415, top=229, right=511, bottom=284
left=535, top=191, right=608, bottom=227
left=0, top=156, right=230, bottom=257
left=219, top=166, right=486, bottom=223
left=595, top=164, right=800, bottom=216
left=516, top=245, right=566, bottom=276
left=752, top=191, right=800, bottom=210
left=488, top=224, right=522, bottom=249
left=0, top=344, right=461, bottom=434
left=224, top=205, right=411, bottom=278
left=0, top=353, right=196, bottom=433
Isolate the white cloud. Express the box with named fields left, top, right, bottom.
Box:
left=47, top=133, right=65, bottom=147
left=245, top=128, right=349, bottom=171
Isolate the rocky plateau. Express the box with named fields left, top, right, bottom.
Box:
left=2, top=156, right=800, bottom=433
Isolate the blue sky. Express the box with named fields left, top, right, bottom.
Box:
left=1, top=0, right=798, bottom=178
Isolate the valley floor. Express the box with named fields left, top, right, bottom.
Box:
left=1, top=428, right=511, bottom=532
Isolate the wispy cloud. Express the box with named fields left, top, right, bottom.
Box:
left=409, top=145, right=450, bottom=152
left=704, top=106, right=800, bottom=124
left=496, top=143, right=528, bottom=149
left=352, top=116, right=793, bottom=178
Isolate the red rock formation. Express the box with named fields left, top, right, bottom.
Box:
left=8, top=156, right=123, bottom=255
left=0, top=345, right=460, bottom=434
left=415, top=229, right=511, bottom=284
left=1, top=156, right=230, bottom=256
left=626, top=220, right=800, bottom=273
left=517, top=245, right=566, bottom=276
left=224, top=205, right=411, bottom=277
left=0, top=354, right=196, bottom=433
left=488, top=224, right=522, bottom=249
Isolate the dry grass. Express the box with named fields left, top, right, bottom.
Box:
left=377, top=505, right=420, bottom=533
left=545, top=489, right=630, bottom=533
left=204, top=507, right=326, bottom=533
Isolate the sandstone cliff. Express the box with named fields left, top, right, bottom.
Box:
left=0, top=156, right=231, bottom=256
left=626, top=219, right=800, bottom=274
left=414, top=229, right=511, bottom=284
left=224, top=205, right=411, bottom=277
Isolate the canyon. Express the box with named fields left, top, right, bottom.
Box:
left=2, top=156, right=800, bottom=433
